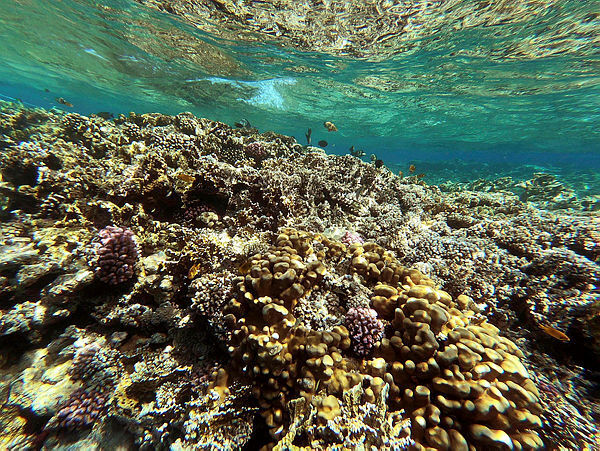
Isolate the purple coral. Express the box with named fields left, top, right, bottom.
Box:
left=183, top=203, right=213, bottom=224
left=70, top=342, right=102, bottom=380
left=50, top=341, right=117, bottom=431
left=245, top=141, right=267, bottom=160
left=70, top=342, right=117, bottom=385
left=54, top=387, right=108, bottom=430
left=95, top=226, right=138, bottom=285
left=345, top=307, right=384, bottom=357
left=341, top=231, right=364, bottom=246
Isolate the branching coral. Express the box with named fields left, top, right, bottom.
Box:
left=345, top=307, right=384, bottom=357
left=46, top=340, right=120, bottom=432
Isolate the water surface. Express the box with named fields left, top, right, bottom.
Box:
left=1, top=0, right=599, bottom=189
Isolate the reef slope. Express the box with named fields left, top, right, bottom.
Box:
left=0, top=102, right=598, bottom=449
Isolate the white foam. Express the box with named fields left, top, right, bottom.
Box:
left=188, top=76, right=297, bottom=109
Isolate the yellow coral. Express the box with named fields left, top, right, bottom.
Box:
left=223, top=229, right=543, bottom=449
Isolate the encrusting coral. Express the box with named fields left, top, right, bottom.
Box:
left=221, top=229, right=544, bottom=449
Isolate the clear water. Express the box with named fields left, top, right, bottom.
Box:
left=1, top=0, right=599, bottom=189
left=1, top=2, right=599, bottom=448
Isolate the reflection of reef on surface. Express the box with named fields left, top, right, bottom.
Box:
left=0, top=101, right=598, bottom=449
left=125, top=20, right=249, bottom=78
left=139, top=0, right=598, bottom=61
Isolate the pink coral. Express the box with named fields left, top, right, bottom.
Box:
left=345, top=307, right=384, bottom=356
left=245, top=141, right=267, bottom=160
left=54, top=387, right=108, bottom=430
left=341, top=231, right=364, bottom=246
left=95, top=226, right=138, bottom=285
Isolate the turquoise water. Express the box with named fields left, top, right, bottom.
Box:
left=1, top=2, right=600, bottom=448
left=1, top=0, right=599, bottom=186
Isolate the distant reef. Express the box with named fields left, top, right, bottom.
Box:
left=0, top=102, right=598, bottom=449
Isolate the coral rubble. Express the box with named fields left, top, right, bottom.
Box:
left=0, top=101, right=598, bottom=449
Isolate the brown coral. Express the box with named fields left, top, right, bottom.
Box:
left=223, top=229, right=543, bottom=449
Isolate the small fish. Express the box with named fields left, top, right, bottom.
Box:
left=370, top=154, right=377, bottom=162
left=55, top=97, right=73, bottom=107
left=409, top=164, right=416, bottom=173
left=238, top=259, right=252, bottom=275
left=188, top=263, right=202, bottom=279
left=318, top=140, right=328, bottom=147
left=350, top=146, right=366, bottom=158
left=398, top=170, right=404, bottom=178
left=416, top=173, right=425, bottom=179
left=176, top=173, right=195, bottom=183
left=539, top=324, right=570, bottom=342
left=95, top=111, right=114, bottom=119
left=234, top=118, right=251, bottom=128
left=44, top=88, right=50, bottom=93
left=375, top=159, right=384, bottom=168
left=306, top=128, right=312, bottom=145
left=324, top=121, right=338, bottom=132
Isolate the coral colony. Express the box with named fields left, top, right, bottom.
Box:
left=0, top=103, right=597, bottom=449
left=345, top=307, right=384, bottom=357
left=224, top=230, right=543, bottom=448
left=95, top=226, right=139, bottom=285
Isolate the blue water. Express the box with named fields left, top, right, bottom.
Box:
left=1, top=0, right=599, bottom=188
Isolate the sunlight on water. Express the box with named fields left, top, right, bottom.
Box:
left=0, top=0, right=599, bottom=196
left=198, top=77, right=298, bottom=109
left=1, top=0, right=598, bottom=158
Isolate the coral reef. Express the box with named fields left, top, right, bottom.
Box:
left=0, top=102, right=597, bottom=449
left=514, top=173, right=580, bottom=210
left=223, top=229, right=543, bottom=449
left=462, top=173, right=585, bottom=211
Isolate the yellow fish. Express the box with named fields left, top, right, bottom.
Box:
left=188, top=263, right=202, bottom=279
left=55, top=97, right=73, bottom=107
left=324, top=121, right=338, bottom=132
left=176, top=173, right=195, bottom=183
left=539, top=324, right=570, bottom=342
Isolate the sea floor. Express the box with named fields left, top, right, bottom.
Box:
left=0, top=101, right=598, bottom=449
